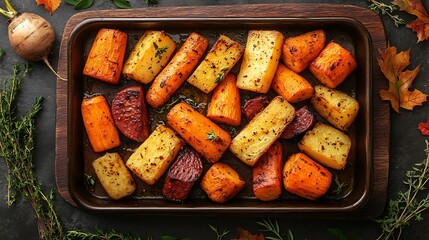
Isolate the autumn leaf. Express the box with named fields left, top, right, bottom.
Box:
left=36, top=0, right=62, bottom=15
left=378, top=44, right=427, bottom=113
left=233, top=227, right=265, bottom=240
left=393, top=0, right=429, bottom=42
left=418, top=117, right=429, bottom=135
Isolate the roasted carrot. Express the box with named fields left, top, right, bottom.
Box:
left=146, top=32, right=209, bottom=108
left=271, top=63, right=314, bottom=103
left=283, top=152, right=332, bottom=200
left=252, top=141, right=283, bottom=201
left=281, top=29, right=326, bottom=73
left=166, top=102, right=231, bottom=163
left=200, top=162, right=245, bottom=203
left=83, top=28, right=128, bottom=84
left=207, top=73, right=241, bottom=126
left=309, top=41, right=357, bottom=88
left=81, top=95, right=121, bottom=152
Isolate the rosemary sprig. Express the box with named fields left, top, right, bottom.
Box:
left=257, top=218, right=294, bottom=240
left=367, top=0, right=406, bottom=27
left=333, top=174, right=348, bottom=196
left=0, top=64, right=65, bottom=239
left=375, top=140, right=429, bottom=240
left=153, top=42, right=169, bottom=60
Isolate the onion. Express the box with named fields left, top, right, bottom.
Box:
left=1, top=0, right=65, bottom=80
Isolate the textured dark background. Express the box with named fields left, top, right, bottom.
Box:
left=0, top=0, right=428, bottom=239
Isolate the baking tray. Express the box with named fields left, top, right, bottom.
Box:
left=55, top=4, right=389, bottom=217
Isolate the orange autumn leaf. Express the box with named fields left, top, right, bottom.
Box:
left=234, top=228, right=265, bottom=240
left=36, top=0, right=61, bottom=15
left=393, top=0, right=429, bottom=42
left=378, top=44, right=427, bottom=113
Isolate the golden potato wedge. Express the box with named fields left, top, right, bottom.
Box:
left=311, top=85, right=359, bottom=131
left=187, top=35, right=244, bottom=93
left=123, top=31, right=176, bottom=84
left=230, top=96, right=295, bottom=166
left=298, top=123, right=351, bottom=170
left=237, top=30, right=284, bottom=93
left=92, top=152, right=136, bottom=200
left=126, top=125, right=184, bottom=185
left=281, top=29, right=326, bottom=73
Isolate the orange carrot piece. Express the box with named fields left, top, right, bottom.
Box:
left=309, top=41, right=357, bottom=88
left=283, top=152, right=332, bottom=200
left=207, top=73, right=242, bottom=126
left=83, top=28, right=128, bottom=84
left=81, top=95, right=121, bottom=152
left=271, top=63, right=314, bottom=103
left=252, top=141, right=283, bottom=201
left=146, top=32, right=208, bottom=108
left=166, top=102, right=231, bottom=163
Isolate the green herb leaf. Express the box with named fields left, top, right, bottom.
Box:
left=153, top=42, right=169, bottom=60
left=366, top=0, right=405, bottom=27
left=74, top=0, right=94, bottom=10
left=209, top=224, right=230, bottom=240
left=85, top=173, right=96, bottom=187
left=215, top=67, right=228, bottom=83
left=257, top=218, right=294, bottom=240
left=113, top=0, right=131, bottom=9
left=65, top=0, right=80, bottom=5
left=0, top=48, right=4, bottom=58
left=206, top=130, right=219, bottom=142
left=333, top=174, right=348, bottom=196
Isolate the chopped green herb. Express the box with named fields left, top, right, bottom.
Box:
left=85, top=173, right=96, bottom=187
left=215, top=67, right=229, bottom=83
left=153, top=42, right=169, bottom=60
left=206, top=130, right=219, bottom=142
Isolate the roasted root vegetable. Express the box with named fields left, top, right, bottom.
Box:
left=162, top=146, right=204, bottom=202
left=166, top=102, right=231, bottom=163
left=242, top=95, right=269, bottom=122
left=123, top=31, right=176, bottom=84
left=146, top=32, right=209, bottom=108
left=283, top=152, right=332, bottom=200
left=311, top=85, right=359, bottom=131
left=230, top=96, right=295, bottom=166
left=126, top=125, right=184, bottom=185
left=111, top=85, right=149, bottom=142
left=207, top=73, right=241, bottom=126
left=237, top=30, right=284, bottom=93
left=281, top=29, right=326, bottom=73
left=309, top=41, right=357, bottom=88
left=298, top=123, right=351, bottom=170
left=252, top=141, right=283, bottom=201
left=200, top=162, right=245, bottom=203
left=92, top=152, right=136, bottom=200
left=81, top=95, right=121, bottom=152
left=271, top=63, right=314, bottom=103
left=83, top=28, right=128, bottom=84
left=187, top=34, right=244, bottom=93
left=281, top=105, right=315, bottom=139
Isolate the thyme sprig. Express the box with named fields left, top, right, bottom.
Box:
left=375, top=140, right=429, bottom=240
left=215, top=67, right=229, bottom=83
left=209, top=224, right=230, bottom=240
left=367, top=0, right=406, bottom=27
left=333, top=174, right=348, bottom=196
left=206, top=130, right=219, bottom=142
left=0, top=64, right=65, bottom=239
left=257, top=218, right=294, bottom=240
left=153, top=42, right=169, bottom=60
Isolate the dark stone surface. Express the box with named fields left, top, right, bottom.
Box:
left=0, top=0, right=428, bottom=239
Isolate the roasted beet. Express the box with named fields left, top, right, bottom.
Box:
left=162, top=146, right=204, bottom=202
left=281, top=105, right=315, bottom=139
left=242, top=95, right=269, bottom=121
left=111, top=85, right=149, bottom=142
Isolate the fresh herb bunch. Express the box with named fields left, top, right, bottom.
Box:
left=367, top=0, right=406, bottom=27
left=0, top=64, right=65, bottom=239
left=375, top=140, right=429, bottom=240
left=257, top=218, right=294, bottom=240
